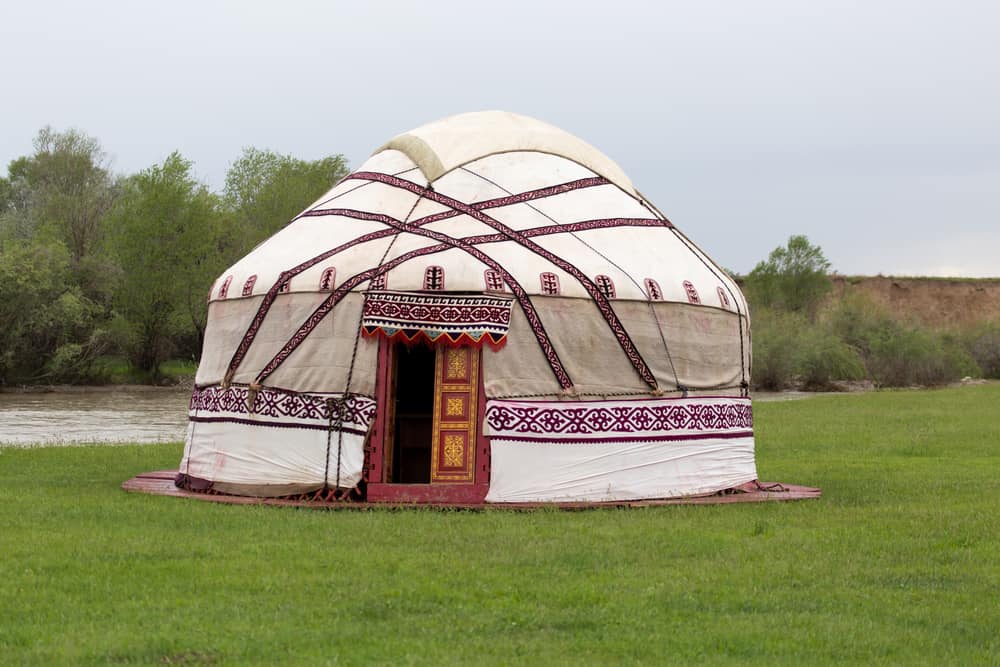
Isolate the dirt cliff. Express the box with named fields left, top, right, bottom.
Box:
left=827, top=276, right=1000, bottom=329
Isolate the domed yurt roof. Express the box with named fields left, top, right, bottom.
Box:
left=216, top=110, right=741, bottom=306
left=180, top=111, right=761, bottom=505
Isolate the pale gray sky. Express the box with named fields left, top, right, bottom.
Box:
left=2, top=0, right=997, bottom=276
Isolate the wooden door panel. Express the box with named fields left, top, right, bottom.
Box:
left=431, top=347, right=478, bottom=483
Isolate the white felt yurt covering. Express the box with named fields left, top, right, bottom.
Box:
left=178, top=111, right=757, bottom=503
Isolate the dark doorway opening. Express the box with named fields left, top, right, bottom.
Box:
left=391, top=344, right=435, bottom=483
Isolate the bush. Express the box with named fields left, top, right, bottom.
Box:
left=867, top=327, right=979, bottom=387
left=750, top=308, right=865, bottom=390
left=826, top=292, right=892, bottom=357
left=750, top=308, right=804, bottom=390
left=963, top=320, right=1000, bottom=379
left=752, top=294, right=979, bottom=390
left=795, top=326, right=866, bottom=390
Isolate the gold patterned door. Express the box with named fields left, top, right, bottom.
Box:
left=430, top=346, right=479, bottom=483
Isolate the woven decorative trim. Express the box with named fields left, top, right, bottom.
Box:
left=189, top=385, right=376, bottom=435
left=484, top=396, right=753, bottom=444
left=361, top=291, right=513, bottom=349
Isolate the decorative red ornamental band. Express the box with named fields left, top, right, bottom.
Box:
left=360, top=291, right=514, bottom=350
left=484, top=396, right=753, bottom=444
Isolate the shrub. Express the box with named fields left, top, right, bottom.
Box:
left=751, top=308, right=865, bottom=390
left=750, top=308, right=804, bottom=390
left=963, top=320, right=1000, bottom=379
left=826, top=292, right=893, bottom=357
left=867, top=327, right=979, bottom=387
left=794, top=326, right=866, bottom=390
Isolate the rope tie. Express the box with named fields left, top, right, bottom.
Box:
left=323, top=396, right=349, bottom=492
left=322, top=398, right=336, bottom=491
left=247, top=382, right=261, bottom=414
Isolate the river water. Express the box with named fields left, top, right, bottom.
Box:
left=0, top=386, right=824, bottom=447
left=0, top=387, right=191, bottom=446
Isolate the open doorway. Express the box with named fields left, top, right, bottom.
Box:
left=390, top=344, right=436, bottom=483
left=368, top=341, right=488, bottom=503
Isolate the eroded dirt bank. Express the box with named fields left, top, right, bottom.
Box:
left=827, top=276, right=1000, bottom=329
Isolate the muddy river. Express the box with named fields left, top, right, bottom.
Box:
left=0, top=386, right=822, bottom=447
left=0, top=387, right=191, bottom=446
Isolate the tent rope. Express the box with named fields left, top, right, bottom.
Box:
left=323, top=188, right=427, bottom=492
left=322, top=398, right=337, bottom=492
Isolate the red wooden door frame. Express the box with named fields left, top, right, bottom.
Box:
left=366, top=339, right=489, bottom=504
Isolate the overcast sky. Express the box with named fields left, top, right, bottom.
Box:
left=2, top=1, right=997, bottom=276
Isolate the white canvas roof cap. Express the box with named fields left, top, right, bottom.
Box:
left=375, top=110, right=639, bottom=198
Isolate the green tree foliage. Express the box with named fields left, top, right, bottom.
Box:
left=1, top=127, right=118, bottom=263
left=224, top=147, right=348, bottom=254
left=0, top=128, right=121, bottom=383
left=827, top=294, right=979, bottom=386
left=0, top=242, right=112, bottom=384
left=744, top=235, right=832, bottom=317
left=746, top=242, right=983, bottom=390
left=962, top=320, right=1000, bottom=378
left=106, top=152, right=223, bottom=376
left=750, top=307, right=865, bottom=390
left=1, top=128, right=352, bottom=385
left=0, top=174, right=11, bottom=216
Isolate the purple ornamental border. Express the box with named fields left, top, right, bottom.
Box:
left=486, top=430, right=755, bottom=445
left=484, top=399, right=753, bottom=439
left=189, top=385, right=376, bottom=435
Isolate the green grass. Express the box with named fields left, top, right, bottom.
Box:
left=1, top=384, right=999, bottom=665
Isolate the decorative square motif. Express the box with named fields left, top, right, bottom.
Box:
left=446, top=397, right=465, bottom=417
left=446, top=348, right=467, bottom=380
left=443, top=434, right=464, bottom=467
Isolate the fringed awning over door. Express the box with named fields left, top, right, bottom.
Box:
left=361, top=291, right=514, bottom=348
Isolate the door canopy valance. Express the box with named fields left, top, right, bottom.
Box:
left=361, top=291, right=514, bottom=349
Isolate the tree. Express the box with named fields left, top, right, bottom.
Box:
left=0, top=174, right=11, bottom=216
left=743, top=235, right=833, bottom=317
left=224, top=147, right=348, bottom=254
left=106, top=152, right=223, bottom=376
left=0, top=241, right=112, bottom=384
left=3, top=127, right=118, bottom=261
left=0, top=128, right=123, bottom=384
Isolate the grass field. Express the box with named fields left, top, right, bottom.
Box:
left=1, top=384, right=998, bottom=665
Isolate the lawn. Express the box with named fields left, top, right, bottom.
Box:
left=1, top=384, right=998, bottom=665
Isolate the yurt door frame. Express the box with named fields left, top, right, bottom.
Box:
left=367, top=341, right=490, bottom=503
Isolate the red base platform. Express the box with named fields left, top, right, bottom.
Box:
left=122, top=471, right=821, bottom=509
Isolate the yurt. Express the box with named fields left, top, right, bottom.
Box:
left=176, top=111, right=764, bottom=505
